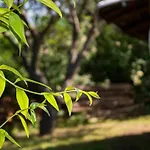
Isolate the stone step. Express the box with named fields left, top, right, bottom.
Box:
left=91, top=104, right=145, bottom=119
left=77, top=83, right=132, bottom=92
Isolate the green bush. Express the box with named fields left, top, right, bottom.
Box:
left=81, top=24, right=148, bottom=84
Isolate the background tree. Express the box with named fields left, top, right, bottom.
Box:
left=1, top=0, right=99, bottom=136
left=80, top=24, right=148, bottom=83
left=81, top=24, right=150, bottom=103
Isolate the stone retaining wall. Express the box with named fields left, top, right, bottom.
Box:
left=73, top=84, right=143, bottom=118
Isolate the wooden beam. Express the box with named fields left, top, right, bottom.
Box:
left=99, top=1, right=147, bottom=21
left=98, top=0, right=150, bottom=41
left=113, top=7, right=148, bottom=24
left=125, top=21, right=150, bottom=33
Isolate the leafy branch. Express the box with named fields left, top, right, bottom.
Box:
left=0, top=0, right=100, bottom=149
left=0, top=65, right=100, bottom=148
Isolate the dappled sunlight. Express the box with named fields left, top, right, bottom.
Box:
left=0, top=0, right=150, bottom=150
left=3, top=115, right=150, bottom=150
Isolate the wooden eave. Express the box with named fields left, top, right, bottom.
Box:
left=98, top=0, right=150, bottom=41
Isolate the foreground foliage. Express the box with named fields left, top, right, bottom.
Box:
left=0, top=0, right=100, bottom=148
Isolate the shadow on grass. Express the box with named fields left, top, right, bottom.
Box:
left=45, top=132, right=150, bottom=150
left=3, top=116, right=150, bottom=150
left=3, top=127, right=100, bottom=150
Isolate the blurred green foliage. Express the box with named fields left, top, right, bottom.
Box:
left=80, top=24, right=148, bottom=83
left=1, top=20, right=150, bottom=102
left=40, top=18, right=71, bottom=88
left=57, top=112, right=88, bottom=128
left=0, top=35, right=28, bottom=96
left=80, top=24, right=150, bottom=102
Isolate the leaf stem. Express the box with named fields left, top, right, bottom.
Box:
left=56, top=89, right=79, bottom=95
left=0, top=1, right=28, bottom=17
left=0, top=108, right=28, bottom=129
left=0, top=74, right=42, bottom=95
left=0, top=113, right=16, bottom=129
left=0, top=74, right=79, bottom=96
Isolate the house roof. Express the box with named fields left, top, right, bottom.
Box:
left=98, top=0, right=150, bottom=41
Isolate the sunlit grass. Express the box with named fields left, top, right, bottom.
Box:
left=3, top=115, right=150, bottom=150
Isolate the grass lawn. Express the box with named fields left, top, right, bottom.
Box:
left=3, top=115, right=150, bottom=150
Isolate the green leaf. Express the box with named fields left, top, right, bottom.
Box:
left=27, top=110, right=37, bottom=127
left=12, top=4, right=21, bottom=14
left=30, top=102, right=45, bottom=110
left=71, top=0, right=76, bottom=7
left=16, top=88, right=29, bottom=117
left=0, top=65, right=25, bottom=81
left=88, top=91, right=100, bottom=99
left=63, top=93, right=72, bottom=116
left=65, top=86, right=75, bottom=91
left=14, top=78, right=28, bottom=88
left=0, top=129, right=5, bottom=149
left=0, top=16, right=9, bottom=25
left=38, top=105, right=50, bottom=116
left=4, top=0, right=14, bottom=9
left=18, top=0, right=27, bottom=8
left=26, top=113, right=34, bottom=125
left=9, top=12, right=28, bottom=46
left=0, top=71, right=6, bottom=97
left=24, top=78, right=52, bottom=91
left=30, top=101, right=49, bottom=117
left=22, top=20, right=29, bottom=28
left=14, top=78, right=21, bottom=84
left=30, top=110, right=36, bottom=127
left=75, top=89, right=82, bottom=101
left=0, top=65, right=27, bottom=86
left=0, top=8, right=9, bottom=15
left=18, top=42, right=22, bottom=56
left=9, top=27, right=25, bottom=56
left=38, top=0, right=62, bottom=18
left=52, top=93, right=63, bottom=98
left=5, top=131, right=21, bottom=147
left=43, top=93, right=59, bottom=111
left=30, top=102, right=41, bottom=110
left=18, top=115, right=29, bottom=138
left=0, top=21, right=9, bottom=33
left=0, top=129, right=20, bottom=148
left=83, top=91, right=93, bottom=106
left=0, top=26, right=8, bottom=33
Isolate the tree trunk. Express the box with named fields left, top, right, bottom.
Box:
left=40, top=101, right=57, bottom=136
left=28, top=69, right=57, bottom=136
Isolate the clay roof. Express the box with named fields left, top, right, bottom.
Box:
left=98, top=0, right=150, bottom=41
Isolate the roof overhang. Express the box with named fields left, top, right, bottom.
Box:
left=98, top=0, right=150, bottom=41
